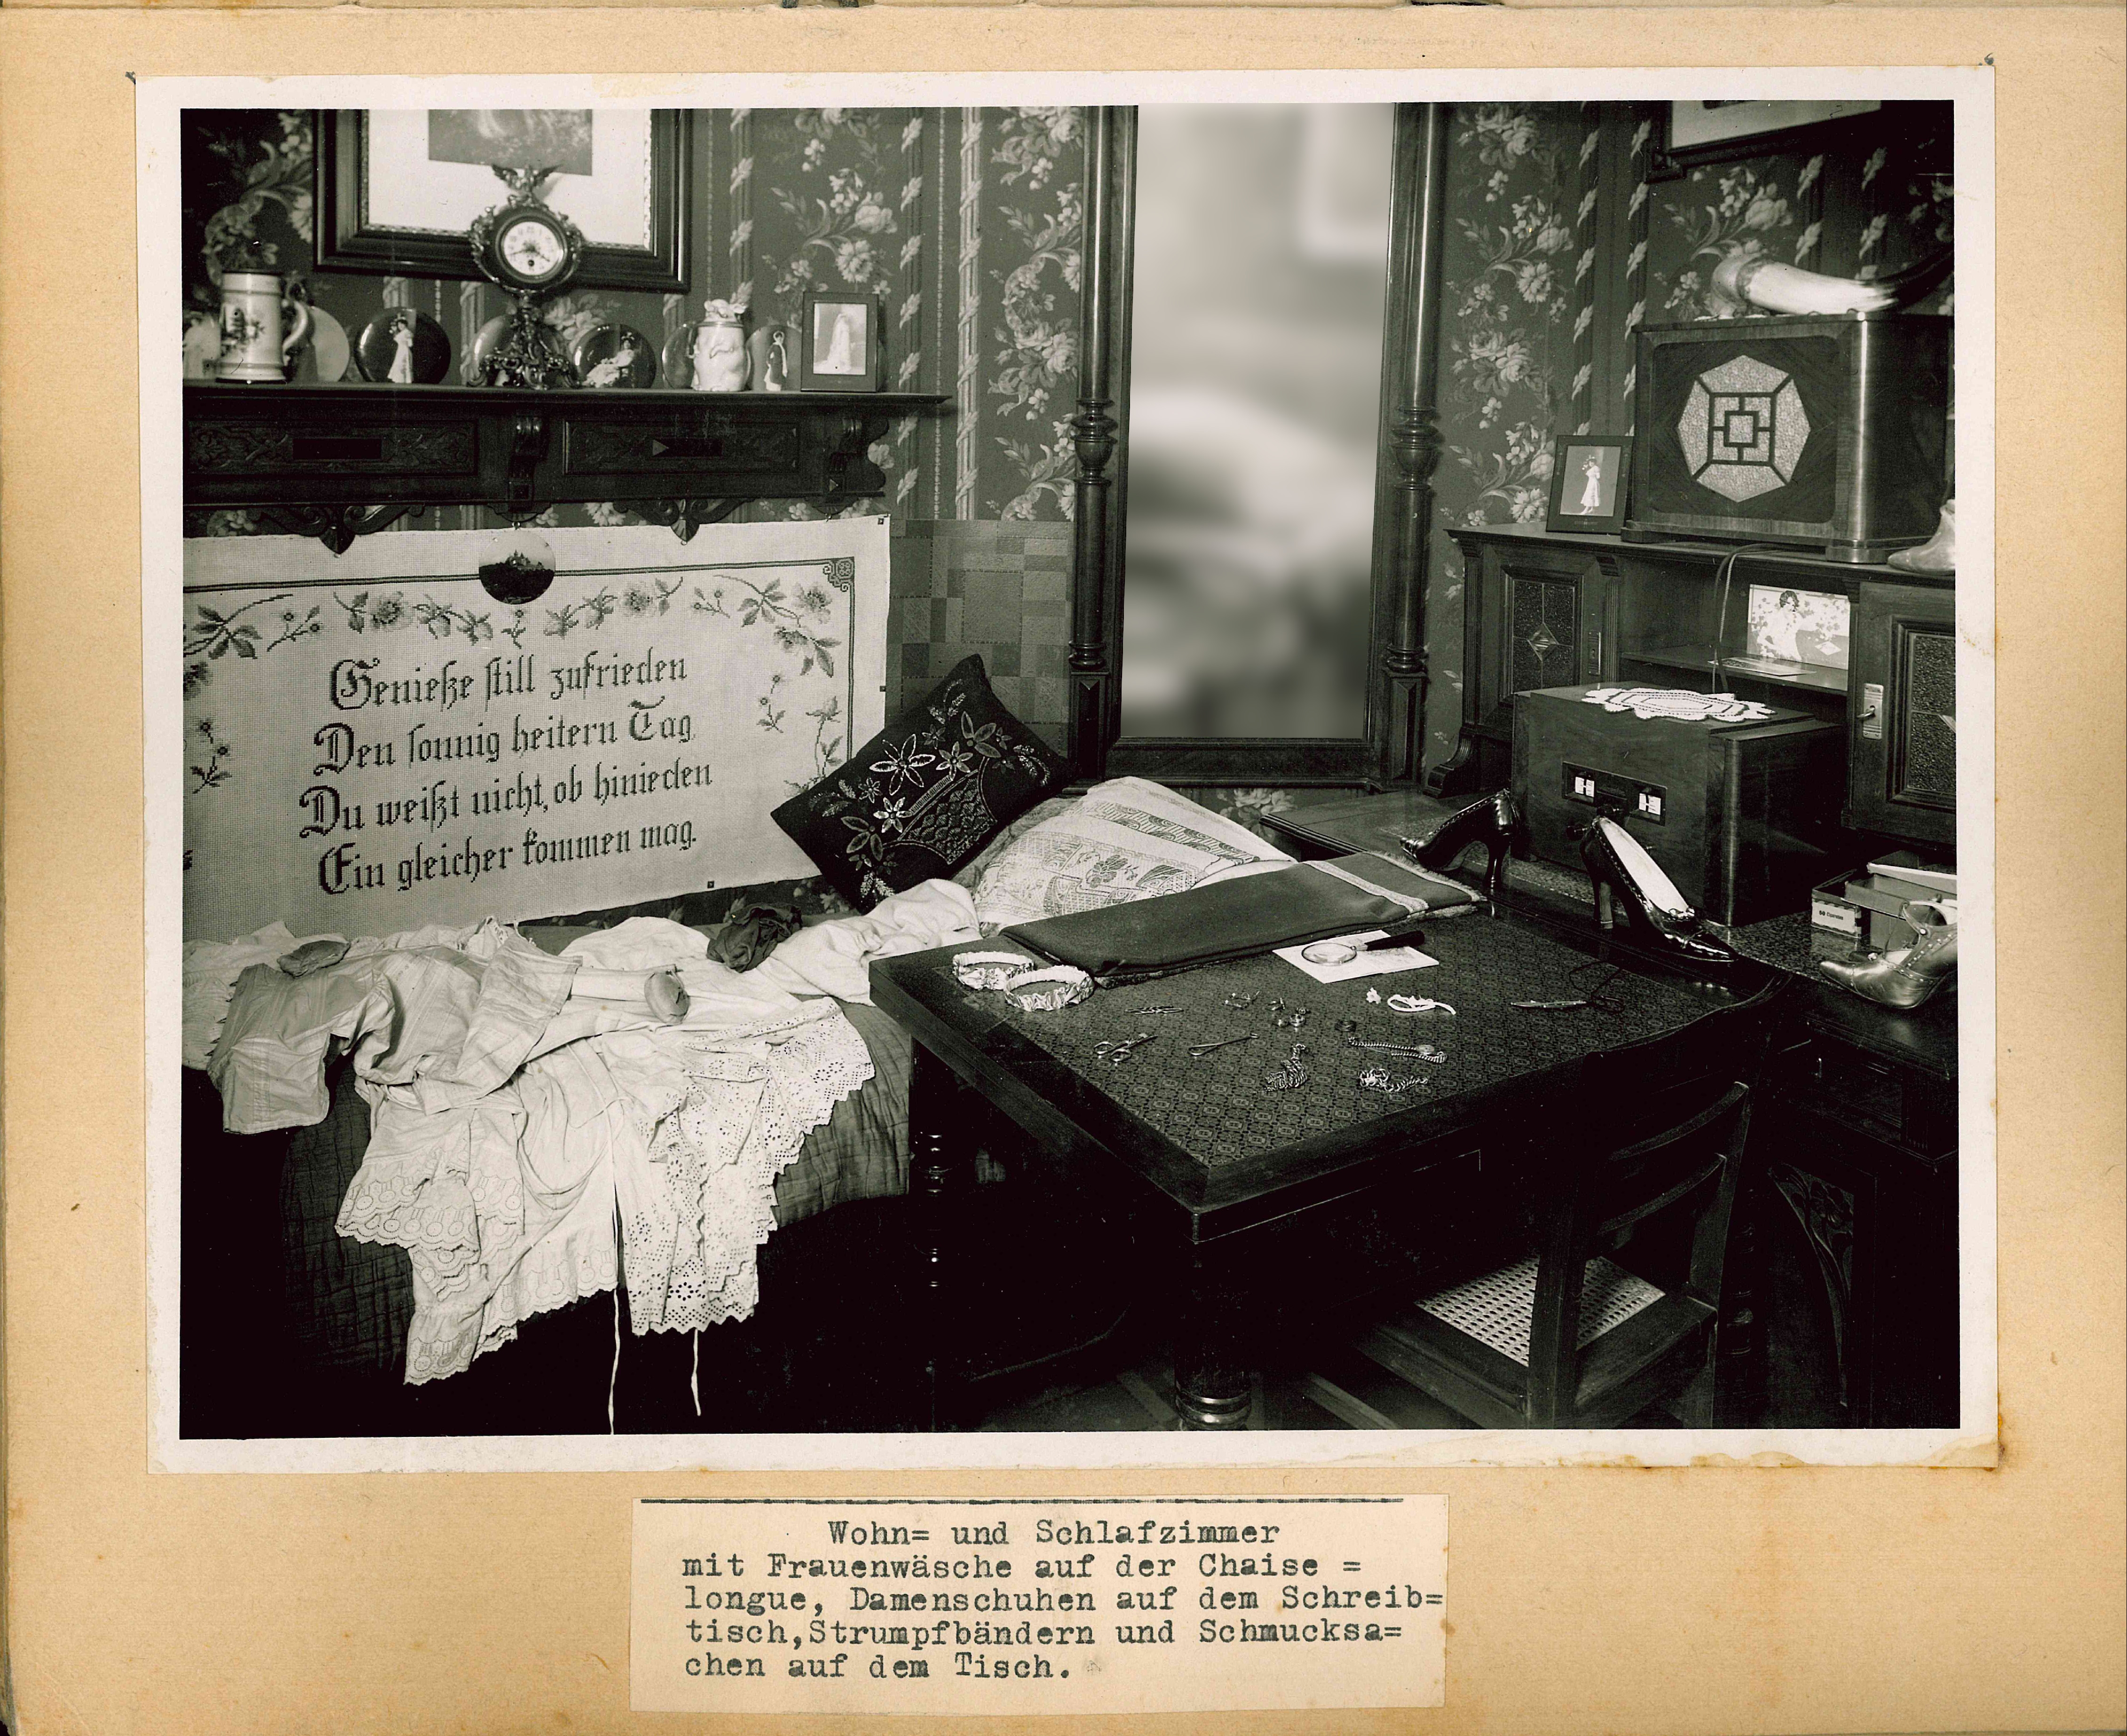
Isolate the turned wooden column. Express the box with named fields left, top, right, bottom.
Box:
left=1171, top=1245, right=1255, bottom=1431
left=1067, top=107, right=1131, bottom=784
left=1379, top=103, right=1454, bottom=788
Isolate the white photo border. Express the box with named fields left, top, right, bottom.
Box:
left=140, top=65, right=1996, bottom=1474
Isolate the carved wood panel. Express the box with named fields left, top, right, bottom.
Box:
left=187, top=419, right=477, bottom=475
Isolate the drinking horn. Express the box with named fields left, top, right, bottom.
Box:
left=1706, top=245, right=1953, bottom=318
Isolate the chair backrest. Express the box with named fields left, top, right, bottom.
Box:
left=1520, top=979, right=1784, bottom=1423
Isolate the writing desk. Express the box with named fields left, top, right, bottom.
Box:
left=871, top=907, right=1768, bottom=1429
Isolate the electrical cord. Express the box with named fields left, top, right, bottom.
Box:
left=1709, top=542, right=1782, bottom=696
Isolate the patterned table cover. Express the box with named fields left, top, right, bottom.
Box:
left=949, top=914, right=1734, bottom=1173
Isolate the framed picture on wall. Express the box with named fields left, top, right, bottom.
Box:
left=315, top=109, right=692, bottom=293
left=1650, top=99, right=1887, bottom=179
left=1545, top=433, right=1633, bottom=534
left=799, top=294, right=882, bottom=392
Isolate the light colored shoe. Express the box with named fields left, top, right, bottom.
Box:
left=1819, top=900, right=1958, bottom=1008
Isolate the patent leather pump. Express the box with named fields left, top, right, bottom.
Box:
left=1818, top=902, right=1958, bottom=1009
left=1578, top=815, right=1737, bottom=967
left=1400, top=789, right=1523, bottom=905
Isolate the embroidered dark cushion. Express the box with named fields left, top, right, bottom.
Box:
left=771, top=655, right=1071, bottom=910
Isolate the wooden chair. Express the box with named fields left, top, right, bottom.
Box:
left=1349, top=982, right=1781, bottom=1429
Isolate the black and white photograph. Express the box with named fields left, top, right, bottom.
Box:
left=800, top=292, right=881, bottom=390
left=1545, top=434, right=1632, bottom=532
left=143, top=72, right=1991, bottom=1474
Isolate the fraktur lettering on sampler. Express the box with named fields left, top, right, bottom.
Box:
left=181, top=519, right=887, bottom=941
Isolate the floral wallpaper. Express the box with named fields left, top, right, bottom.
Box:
left=182, top=102, right=1953, bottom=805
left=1423, top=103, right=1587, bottom=769
left=1419, top=100, right=1955, bottom=773
left=1645, top=113, right=1954, bottom=324
left=179, top=106, right=1086, bottom=534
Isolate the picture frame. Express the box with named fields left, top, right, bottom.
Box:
left=1545, top=432, right=1634, bottom=534
left=1650, top=98, right=1890, bottom=181
left=315, top=109, right=692, bottom=294
left=799, top=293, right=882, bottom=393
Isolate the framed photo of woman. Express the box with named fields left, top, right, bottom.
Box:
left=1545, top=433, right=1634, bottom=535
left=799, top=294, right=882, bottom=393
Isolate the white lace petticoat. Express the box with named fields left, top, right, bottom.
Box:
left=336, top=1003, right=874, bottom=1385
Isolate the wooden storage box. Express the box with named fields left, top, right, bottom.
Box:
left=1625, top=314, right=1950, bottom=563
left=1511, top=684, right=1846, bottom=927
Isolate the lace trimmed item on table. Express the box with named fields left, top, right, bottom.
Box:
left=1580, top=687, right=1777, bottom=724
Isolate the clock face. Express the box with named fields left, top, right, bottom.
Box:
left=495, top=213, right=571, bottom=289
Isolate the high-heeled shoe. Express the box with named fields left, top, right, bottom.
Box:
left=1819, top=901, right=1958, bottom=1008
left=1578, top=815, right=1737, bottom=967
left=1400, top=789, right=1523, bottom=904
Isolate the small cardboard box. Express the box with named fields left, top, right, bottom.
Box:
left=1811, top=870, right=1866, bottom=938
left=1814, top=871, right=1923, bottom=951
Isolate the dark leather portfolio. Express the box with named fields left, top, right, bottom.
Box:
left=1004, top=854, right=1478, bottom=980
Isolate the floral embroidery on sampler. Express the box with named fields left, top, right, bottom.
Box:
left=182, top=519, right=888, bottom=942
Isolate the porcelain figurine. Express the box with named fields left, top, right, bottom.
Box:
left=749, top=323, right=791, bottom=393
left=690, top=296, right=751, bottom=392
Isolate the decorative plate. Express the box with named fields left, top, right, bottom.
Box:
left=573, top=323, right=658, bottom=389
left=289, top=306, right=351, bottom=383
left=353, top=307, right=452, bottom=385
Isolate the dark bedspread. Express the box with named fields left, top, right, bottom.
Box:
left=275, top=998, right=913, bottom=1375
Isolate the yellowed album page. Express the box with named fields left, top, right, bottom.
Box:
left=2, top=6, right=2121, bottom=1733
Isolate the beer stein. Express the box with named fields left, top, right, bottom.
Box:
left=215, top=269, right=313, bottom=383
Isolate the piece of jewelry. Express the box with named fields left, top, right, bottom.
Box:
left=1385, top=994, right=1457, bottom=1018
left=1357, top=1065, right=1429, bottom=1097
left=1511, top=997, right=1592, bottom=1010
left=1272, top=1004, right=1312, bottom=1030
left=1346, top=1038, right=1447, bottom=1063
left=1222, top=991, right=1257, bottom=1010
left=1002, top=965, right=1094, bottom=1012
left=1263, top=1043, right=1312, bottom=1092
left=1333, top=1017, right=1361, bottom=1036
left=1187, top=1033, right=1256, bottom=1060
left=953, top=950, right=1042, bottom=992
left=1132, top=1003, right=1182, bottom=1016
left=1300, top=939, right=1360, bottom=966
left=1365, top=989, right=1383, bottom=1004
left=1093, top=1033, right=1158, bottom=1065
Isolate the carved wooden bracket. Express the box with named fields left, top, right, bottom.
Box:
left=821, top=412, right=893, bottom=500
left=258, top=503, right=418, bottom=554
left=640, top=497, right=742, bottom=542
left=503, top=413, right=549, bottom=516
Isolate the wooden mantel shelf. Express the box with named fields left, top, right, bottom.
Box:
left=183, top=382, right=951, bottom=549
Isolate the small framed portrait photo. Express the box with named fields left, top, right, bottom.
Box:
left=1545, top=433, right=1634, bottom=534
left=800, top=294, right=882, bottom=392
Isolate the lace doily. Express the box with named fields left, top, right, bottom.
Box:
left=1580, top=686, right=1777, bottom=724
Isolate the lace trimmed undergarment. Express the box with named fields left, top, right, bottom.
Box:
left=336, top=1001, right=872, bottom=1385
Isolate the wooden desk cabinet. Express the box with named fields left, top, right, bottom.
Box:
left=1261, top=789, right=1962, bottom=1433
left=1432, top=526, right=1953, bottom=806
left=1727, top=916, right=1960, bottom=1428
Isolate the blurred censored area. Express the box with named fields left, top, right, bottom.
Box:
left=1121, top=103, right=1393, bottom=741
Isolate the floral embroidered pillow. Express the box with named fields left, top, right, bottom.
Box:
left=771, top=655, right=1071, bottom=910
